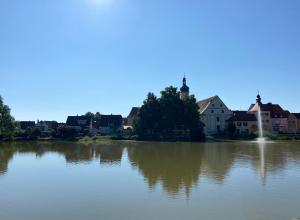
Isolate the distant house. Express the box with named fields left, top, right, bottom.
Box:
left=99, top=115, right=123, bottom=135
left=248, top=95, right=290, bottom=134
left=288, top=113, right=300, bottom=134
left=66, top=116, right=92, bottom=132
left=227, top=111, right=257, bottom=135
left=19, top=121, right=36, bottom=130
left=125, top=107, right=140, bottom=127
left=197, top=96, right=233, bottom=134
left=36, top=121, right=58, bottom=132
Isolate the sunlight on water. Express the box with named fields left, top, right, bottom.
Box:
left=0, top=141, right=300, bottom=220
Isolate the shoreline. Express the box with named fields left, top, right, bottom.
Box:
left=1, top=134, right=299, bottom=144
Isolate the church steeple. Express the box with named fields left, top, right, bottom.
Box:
left=256, top=93, right=262, bottom=105
left=180, top=75, right=189, bottom=99
left=183, top=76, right=187, bottom=86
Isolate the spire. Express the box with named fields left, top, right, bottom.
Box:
left=256, top=93, right=262, bottom=105
left=180, top=74, right=189, bottom=99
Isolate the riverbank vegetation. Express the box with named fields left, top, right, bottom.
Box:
left=0, top=96, right=16, bottom=140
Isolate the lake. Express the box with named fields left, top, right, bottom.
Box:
left=0, top=141, right=300, bottom=220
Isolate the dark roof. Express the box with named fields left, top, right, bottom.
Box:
left=248, top=103, right=290, bottom=118
left=292, top=113, right=300, bottom=119
left=127, top=107, right=140, bottom=118
left=66, top=116, right=92, bottom=127
left=99, top=115, right=123, bottom=127
left=197, top=96, right=218, bottom=113
left=228, top=111, right=257, bottom=122
left=19, top=121, right=36, bottom=130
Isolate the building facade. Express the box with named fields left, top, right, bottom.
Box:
left=99, top=115, right=123, bottom=135
left=248, top=95, right=290, bottom=134
left=227, top=111, right=258, bottom=135
left=66, top=116, right=93, bottom=132
left=197, top=96, right=233, bottom=134
left=288, top=113, right=300, bottom=134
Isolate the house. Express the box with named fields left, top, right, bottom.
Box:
left=125, top=107, right=140, bottom=127
left=36, top=121, right=58, bottom=132
left=99, top=115, right=123, bottom=135
left=227, top=111, right=258, bottom=135
left=197, top=96, right=233, bottom=134
left=288, top=113, right=300, bottom=134
left=66, top=116, right=92, bottom=132
left=248, top=95, right=290, bottom=134
left=19, top=121, right=36, bottom=130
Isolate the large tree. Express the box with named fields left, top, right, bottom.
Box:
left=85, top=111, right=101, bottom=128
left=134, top=92, right=161, bottom=137
left=0, top=96, right=16, bottom=139
left=134, top=87, right=205, bottom=141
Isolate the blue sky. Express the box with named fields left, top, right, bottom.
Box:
left=1, top=0, right=299, bottom=122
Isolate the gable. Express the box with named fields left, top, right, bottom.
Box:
left=199, top=96, right=231, bottom=114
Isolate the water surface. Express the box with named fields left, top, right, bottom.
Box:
left=0, top=141, right=300, bottom=220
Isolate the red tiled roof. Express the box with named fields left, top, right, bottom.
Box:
left=248, top=103, right=290, bottom=118
left=228, top=111, right=257, bottom=122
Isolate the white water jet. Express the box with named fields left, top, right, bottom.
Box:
left=257, top=104, right=264, bottom=140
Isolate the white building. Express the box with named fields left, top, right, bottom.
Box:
left=197, top=96, right=233, bottom=134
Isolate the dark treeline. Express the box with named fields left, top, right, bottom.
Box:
left=133, top=86, right=205, bottom=141
left=0, top=96, right=16, bottom=140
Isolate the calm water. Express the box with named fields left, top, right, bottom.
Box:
left=0, top=141, right=300, bottom=220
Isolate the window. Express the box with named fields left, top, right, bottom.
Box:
left=220, top=104, right=223, bottom=107
left=222, top=110, right=225, bottom=113
left=237, top=122, right=242, bottom=126
left=243, top=122, right=248, bottom=126
left=217, top=117, right=220, bottom=122
left=265, top=113, right=269, bottom=116
left=211, top=110, right=214, bottom=113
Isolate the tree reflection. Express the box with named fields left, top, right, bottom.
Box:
left=0, top=142, right=124, bottom=175
left=128, top=142, right=203, bottom=196
left=1, top=141, right=300, bottom=197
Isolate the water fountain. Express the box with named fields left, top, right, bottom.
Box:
left=255, top=94, right=267, bottom=142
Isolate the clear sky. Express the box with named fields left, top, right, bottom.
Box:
left=1, top=0, right=299, bottom=122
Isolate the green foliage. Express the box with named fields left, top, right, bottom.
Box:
left=57, top=125, right=77, bottom=138
left=85, top=112, right=101, bottom=128
left=134, top=87, right=205, bottom=141
left=25, top=127, right=41, bottom=140
left=0, top=96, right=16, bottom=140
left=226, top=122, right=237, bottom=139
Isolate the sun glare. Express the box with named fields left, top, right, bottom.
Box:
left=90, top=0, right=113, bottom=6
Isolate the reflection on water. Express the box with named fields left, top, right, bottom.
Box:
left=1, top=141, right=300, bottom=220
left=0, top=142, right=124, bottom=174
left=1, top=141, right=300, bottom=194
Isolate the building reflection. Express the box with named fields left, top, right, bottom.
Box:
left=1, top=141, right=300, bottom=196
left=0, top=142, right=124, bottom=175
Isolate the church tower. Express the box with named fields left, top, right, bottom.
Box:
left=180, top=76, right=190, bottom=99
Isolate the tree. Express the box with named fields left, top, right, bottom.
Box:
left=134, top=93, right=161, bottom=138
left=226, top=122, right=237, bottom=139
left=0, top=96, right=16, bottom=140
left=85, top=111, right=101, bottom=128
left=134, top=87, right=205, bottom=141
